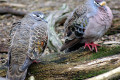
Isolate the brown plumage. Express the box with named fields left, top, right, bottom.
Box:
left=7, top=11, right=48, bottom=80
left=61, top=0, right=113, bottom=52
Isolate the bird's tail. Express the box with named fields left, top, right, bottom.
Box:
left=60, top=38, right=84, bottom=52
left=6, top=64, right=27, bottom=80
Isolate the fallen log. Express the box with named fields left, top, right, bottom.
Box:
left=0, top=45, right=120, bottom=79
left=26, top=46, right=120, bottom=80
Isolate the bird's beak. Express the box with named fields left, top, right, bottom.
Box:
left=99, top=1, right=106, bottom=6
left=42, top=18, right=48, bottom=23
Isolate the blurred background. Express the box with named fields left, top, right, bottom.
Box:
left=0, top=0, right=120, bottom=79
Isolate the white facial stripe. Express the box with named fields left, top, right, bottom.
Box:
left=39, top=14, right=44, bottom=18
left=94, top=1, right=101, bottom=7
left=32, top=14, right=36, bottom=17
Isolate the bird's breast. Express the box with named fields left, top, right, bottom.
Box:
left=93, top=6, right=113, bottom=27
left=83, top=6, right=113, bottom=42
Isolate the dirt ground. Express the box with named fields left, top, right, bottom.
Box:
left=0, top=0, right=120, bottom=70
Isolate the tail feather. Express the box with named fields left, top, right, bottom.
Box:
left=60, top=38, right=84, bottom=52
left=7, top=51, right=32, bottom=80
left=7, top=64, right=27, bottom=80
left=66, top=42, right=85, bottom=52
left=60, top=38, right=80, bottom=51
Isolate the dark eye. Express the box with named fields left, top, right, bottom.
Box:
left=36, top=15, right=39, bottom=17
left=96, top=2, right=99, bottom=4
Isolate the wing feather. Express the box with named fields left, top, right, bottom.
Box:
left=28, top=21, right=48, bottom=60
left=61, top=4, right=89, bottom=51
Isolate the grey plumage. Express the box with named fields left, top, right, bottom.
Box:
left=7, top=11, right=48, bottom=80
left=61, top=0, right=113, bottom=52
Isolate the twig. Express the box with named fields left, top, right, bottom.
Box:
left=103, top=41, right=120, bottom=45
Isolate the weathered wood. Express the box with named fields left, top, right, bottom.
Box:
left=86, top=66, right=120, bottom=80
left=0, top=46, right=119, bottom=79
left=0, top=7, right=27, bottom=16
left=26, top=46, right=120, bottom=80
left=103, top=41, right=120, bottom=45
left=27, top=55, right=120, bottom=79
left=0, top=3, right=26, bottom=8
left=46, top=4, right=70, bottom=52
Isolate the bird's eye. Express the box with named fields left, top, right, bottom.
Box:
left=94, top=1, right=99, bottom=5
left=32, top=14, right=39, bottom=17
left=36, top=15, right=39, bottom=17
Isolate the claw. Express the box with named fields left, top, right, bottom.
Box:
left=84, top=43, right=92, bottom=51
left=90, top=42, right=100, bottom=52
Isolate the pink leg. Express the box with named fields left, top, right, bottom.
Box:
left=84, top=43, right=92, bottom=51
left=32, top=60, right=40, bottom=63
left=90, top=42, right=100, bottom=52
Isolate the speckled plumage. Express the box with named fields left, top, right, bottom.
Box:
left=61, top=0, right=113, bottom=52
left=7, top=11, right=48, bottom=80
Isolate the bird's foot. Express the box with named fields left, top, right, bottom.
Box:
left=84, top=43, right=92, bottom=51
left=90, top=42, right=100, bottom=52
left=32, top=60, right=40, bottom=63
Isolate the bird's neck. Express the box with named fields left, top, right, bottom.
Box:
left=85, top=0, right=98, bottom=17
left=85, top=0, right=98, bottom=10
left=86, top=0, right=94, bottom=4
left=22, top=17, right=35, bottom=26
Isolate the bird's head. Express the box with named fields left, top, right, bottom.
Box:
left=94, top=0, right=106, bottom=7
left=28, top=11, right=47, bottom=22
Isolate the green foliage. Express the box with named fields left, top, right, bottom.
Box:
left=73, top=69, right=109, bottom=80
left=72, top=46, right=120, bottom=80
left=90, top=46, right=120, bottom=60
left=67, top=46, right=120, bottom=63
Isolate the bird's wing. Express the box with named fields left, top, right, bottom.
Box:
left=8, top=21, right=22, bottom=66
left=28, top=21, right=48, bottom=60
left=61, top=5, right=88, bottom=51
left=9, top=21, right=21, bottom=38
left=7, top=22, right=28, bottom=80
